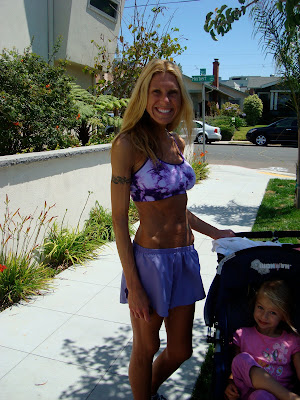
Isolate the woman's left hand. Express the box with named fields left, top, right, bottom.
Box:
left=215, top=229, right=236, bottom=239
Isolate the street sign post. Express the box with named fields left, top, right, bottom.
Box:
left=202, top=84, right=206, bottom=161
left=192, top=75, right=214, bottom=83
left=191, top=75, right=214, bottom=161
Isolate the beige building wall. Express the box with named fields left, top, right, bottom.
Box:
left=0, top=0, right=124, bottom=88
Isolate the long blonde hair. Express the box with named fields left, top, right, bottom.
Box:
left=112, top=59, right=194, bottom=161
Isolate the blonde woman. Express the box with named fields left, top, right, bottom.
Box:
left=111, top=59, right=234, bottom=400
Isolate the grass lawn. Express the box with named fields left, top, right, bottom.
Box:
left=191, top=178, right=300, bottom=399
left=233, top=125, right=266, bottom=141
left=252, top=179, right=300, bottom=243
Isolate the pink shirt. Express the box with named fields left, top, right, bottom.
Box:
left=233, top=326, right=300, bottom=388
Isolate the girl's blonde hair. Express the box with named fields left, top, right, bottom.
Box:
left=256, top=280, right=297, bottom=334
left=112, top=59, right=194, bottom=161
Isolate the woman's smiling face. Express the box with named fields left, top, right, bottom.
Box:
left=146, top=72, right=182, bottom=128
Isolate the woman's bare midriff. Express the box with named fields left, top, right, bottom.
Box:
left=133, top=193, right=194, bottom=249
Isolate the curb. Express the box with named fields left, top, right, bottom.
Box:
left=213, top=141, right=252, bottom=145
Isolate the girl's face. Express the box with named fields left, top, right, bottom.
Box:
left=254, top=293, right=284, bottom=337
left=146, top=72, right=182, bottom=128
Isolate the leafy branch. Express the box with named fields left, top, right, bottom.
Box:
left=204, top=0, right=300, bottom=41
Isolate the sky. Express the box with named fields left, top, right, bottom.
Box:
left=121, top=0, right=277, bottom=80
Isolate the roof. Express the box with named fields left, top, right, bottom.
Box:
left=221, top=76, right=281, bottom=90
left=219, top=83, right=248, bottom=98
left=183, top=75, right=233, bottom=98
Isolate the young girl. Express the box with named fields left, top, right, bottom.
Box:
left=225, top=280, right=300, bottom=400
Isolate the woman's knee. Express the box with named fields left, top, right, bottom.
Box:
left=167, top=343, right=193, bottom=365
left=132, top=335, right=161, bottom=359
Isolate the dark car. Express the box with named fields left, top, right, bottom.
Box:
left=246, top=117, right=298, bottom=146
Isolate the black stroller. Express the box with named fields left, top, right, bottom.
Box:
left=204, top=231, right=300, bottom=400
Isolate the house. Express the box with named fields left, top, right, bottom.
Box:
left=0, top=0, right=124, bottom=89
left=221, top=75, right=295, bottom=121
left=183, top=59, right=248, bottom=117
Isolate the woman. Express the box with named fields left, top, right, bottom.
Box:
left=111, top=59, right=234, bottom=400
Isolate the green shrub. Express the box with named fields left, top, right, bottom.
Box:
left=219, top=125, right=235, bottom=141
left=42, top=223, right=102, bottom=270
left=234, top=116, right=247, bottom=129
left=243, top=94, right=263, bottom=125
left=191, top=344, right=214, bottom=400
left=206, top=116, right=230, bottom=126
left=191, top=152, right=210, bottom=182
left=0, top=197, right=55, bottom=310
left=83, top=201, right=115, bottom=242
left=220, top=102, right=241, bottom=117
left=0, top=44, right=79, bottom=155
left=128, top=200, right=140, bottom=226
left=0, top=254, right=54, bottom=311
left=206, top=116, right=236, bottom=140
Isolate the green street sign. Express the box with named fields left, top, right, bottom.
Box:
left=192, top=75, right=214, bottom=83
left=200, top=68, right=206, bottom=75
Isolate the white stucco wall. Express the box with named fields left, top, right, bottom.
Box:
left=54, top=0, right=122, bottom=68
left=0, top=145, right=112, bottom=234
left=0, top=0, right=123, bottom=70
left=0, top=0, right=49, bottom=59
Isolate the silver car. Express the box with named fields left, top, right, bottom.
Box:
left=192, top=120, right=222, bottom=144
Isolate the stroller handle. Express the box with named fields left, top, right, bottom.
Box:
left=234, top=230, right=300, bottom=239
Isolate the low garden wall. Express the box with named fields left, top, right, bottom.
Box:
left=0, top=145, right=112, bottom=232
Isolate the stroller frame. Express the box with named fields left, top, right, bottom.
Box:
left=204, top=231, right=300, bottom=400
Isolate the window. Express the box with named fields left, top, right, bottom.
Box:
left=88, top=0, right=119, bottom=21
left=276, top=119, right=294, bottom=128
left=195, top=122, right=203, bottom=128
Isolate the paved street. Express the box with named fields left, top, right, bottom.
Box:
left=194, top=142, right=298, bottom=175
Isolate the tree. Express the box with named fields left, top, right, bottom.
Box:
left=251, top=1, right=300, bottom=207
left=70, top=83, right=129, bottom=145
left=0, top=45, right=79, bottom=155
left=204, top=0, right=300, bottom=41
left=85, top=5, right=187, bottom=99
left=204, top=0, right=300, bottom=207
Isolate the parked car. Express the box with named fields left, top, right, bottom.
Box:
left=180, top=120, right=222, bottom=144
left=246, top=117, right=298, bottom=146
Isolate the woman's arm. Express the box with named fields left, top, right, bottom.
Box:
left=173, top=134, right=235, bottom=239
left=111, top=136, right=151, bottom=322
left=187, top=210, right=235, bottom=239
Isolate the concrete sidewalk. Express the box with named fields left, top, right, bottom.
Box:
left=0, top=165, right=294, bottom=400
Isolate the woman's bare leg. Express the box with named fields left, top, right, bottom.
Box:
left=250, top=366, right=300, bottom=400
left=151, top=304, right=195, bottom=395
left=129, top=311, right=164, bottom=400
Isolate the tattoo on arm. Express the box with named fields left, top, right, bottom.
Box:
left=111, top=175, right=131, bottom=184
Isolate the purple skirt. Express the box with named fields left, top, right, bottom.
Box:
left=120, top=242, right=205, bottom=317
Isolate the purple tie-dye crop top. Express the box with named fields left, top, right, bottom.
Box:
left=130, top=137, right=196, bottom=202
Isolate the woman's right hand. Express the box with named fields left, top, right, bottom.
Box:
left=224, top=380, right=240, bottom=400
left=128, top=285, right=152, bottom=322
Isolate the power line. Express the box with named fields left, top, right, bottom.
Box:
left=124, top=0, right=201, bottom=8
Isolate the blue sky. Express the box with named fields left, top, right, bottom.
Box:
left=121, top=0, right=277, bottom=80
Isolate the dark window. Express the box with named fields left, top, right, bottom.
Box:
left=292, top=120, right=298, bottom=127
left=90, top=0, right=118, bottom=19
left=276, top=119, right=293, bottom=127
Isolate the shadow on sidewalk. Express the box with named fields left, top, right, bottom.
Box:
left=189, top=200, right=260, bottom=228
left=57, top=318, right=208, bottom=399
